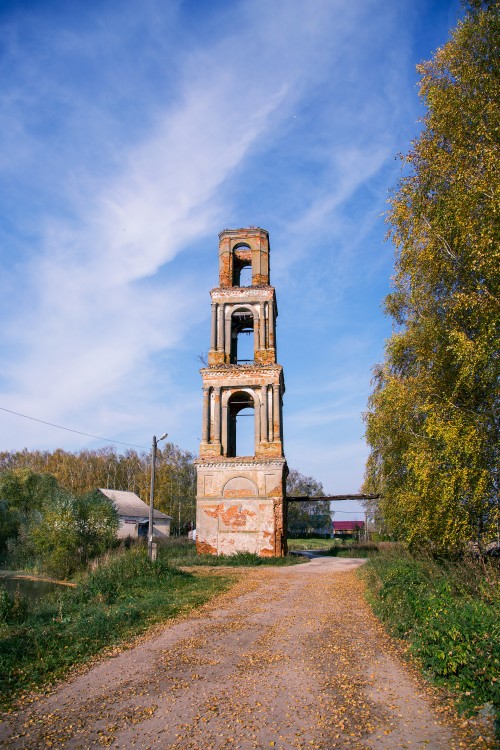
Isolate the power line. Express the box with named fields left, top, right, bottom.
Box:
left=0, top=406, right=148, bottom=450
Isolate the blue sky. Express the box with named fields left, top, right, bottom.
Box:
left=0, top=0, right=460, bottom=517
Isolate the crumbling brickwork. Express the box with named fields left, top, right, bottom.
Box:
left=218, top=227, right=270, bottom=288
left=196, top=228, right=287, bottom=557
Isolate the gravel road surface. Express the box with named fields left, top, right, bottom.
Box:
left=0, top=557, right=490, bottom=749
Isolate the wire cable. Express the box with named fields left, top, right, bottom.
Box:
left=0, top=406, right=147, bottom=450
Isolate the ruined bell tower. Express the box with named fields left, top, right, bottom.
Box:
left=195, top=228, right=287, bottom=556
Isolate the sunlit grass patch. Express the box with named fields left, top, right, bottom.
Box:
left=361, top=551, right=500, bottom=735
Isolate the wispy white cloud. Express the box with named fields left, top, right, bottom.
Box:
left=0, top=0, right=445, bottom=499
left=1, top=0, right=370, bottom=445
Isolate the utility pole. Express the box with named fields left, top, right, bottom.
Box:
left=149, top=432, right=168, bottom=560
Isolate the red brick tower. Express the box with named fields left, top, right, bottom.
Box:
left=195, top=228, right=287, bottom=556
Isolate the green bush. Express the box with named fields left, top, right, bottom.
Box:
left=0, top=475, right=120, bottom=578
left=76, top=545, right=174, bottom=604
left=362, top=552, right=500, bottom=732
left=28, top=490, right=119, bottom=578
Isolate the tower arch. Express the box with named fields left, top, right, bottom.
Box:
left=232, top=243, right=252, bottom=286
left=229, top=306, right=255, bottom=364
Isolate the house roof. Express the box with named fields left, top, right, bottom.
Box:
left=98, top=489, right=172, bottom=520
left=333, top=520, right=365, bottom=530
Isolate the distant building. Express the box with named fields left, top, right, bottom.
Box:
left=98, top=489, right=172, bottom=540
left=332, top=520, right=365, bottom=537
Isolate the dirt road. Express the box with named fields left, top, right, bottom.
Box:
left=0, top=558, right=488, bottom=749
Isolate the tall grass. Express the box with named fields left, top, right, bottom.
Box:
left=362, top=550, right=500, bottom=733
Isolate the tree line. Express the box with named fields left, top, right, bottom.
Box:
left=286, top=469, right=331, bottom=537
left=0, top=447, right=332, bottom=558
left=363, top=1, right=499, bottom=553
left=0, top=444, right=197, bottom=534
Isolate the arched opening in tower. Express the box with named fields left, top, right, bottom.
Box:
left=232, top=244, right=252, bottom=286
left=230, top=309, right=254, bottom=364
left=227, top=391, right=255, bottom=457
left=237, top=264, right=252, bottom=286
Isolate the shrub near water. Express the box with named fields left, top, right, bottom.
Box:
left=0, top=545, right=232, bottom=708
left=362, top=552, right=500, bottom=731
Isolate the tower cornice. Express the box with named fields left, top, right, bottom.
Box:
left=218, top=227, right=269, bottom=241
left=194, top=456, right=286, bottom=469
left=200, top=364, right=283, bottom=373
left=210, top=286, right=275, bottom=299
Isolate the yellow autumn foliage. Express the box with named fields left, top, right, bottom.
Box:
left=363, top=1, right=499, bottom=552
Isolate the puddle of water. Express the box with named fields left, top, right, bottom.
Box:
left=1, top=577, right=67, bottom=604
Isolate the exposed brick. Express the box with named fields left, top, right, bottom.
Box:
left=255, top=348, right=276, bottom=365
left=234, top=248, right=251, bottom=263
left=196, top=540, right=217, bottom=555
left=252, top=273, right=268, bottom=285
left=208, top=351, right=226, bottom=366
left=203, top=503, right=256, bottom=528
left=224, top=489, right=254, bottom=498
left=256, top=442, right=283, bottom=459
left=199, top=443, right=222, bottom=458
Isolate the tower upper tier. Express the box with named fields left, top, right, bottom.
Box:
left=218, top=227, right=270, bottom=287
left=208, top=227, right=277, bottom=367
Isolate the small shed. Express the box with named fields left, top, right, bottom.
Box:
left=98, top=489, right=172, bottom=540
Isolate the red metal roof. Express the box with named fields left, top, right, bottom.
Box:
left=333, top=520, right=365, bottom=530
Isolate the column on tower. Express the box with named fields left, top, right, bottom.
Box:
left=201, top=386, right=210, bottom=443
left=254, top=388, right=261, bottom=455
left=259, top=302, right=266, bottom=350
left=224, top=311, right=232, bottom=362
left=260, top=385, right=268, bottom=443
left=221, top=397, right=228, bottom=456
left=272, top=383, right=281, bottom=446
left=210, top=303, right=217, bottom=351
left=267, top=385, right=274, bottom=443
left=212, top=386, right=221, bottom=445
left=268, top=299, right=275, bottom=349
left=217, top=304, right=225, bottom=354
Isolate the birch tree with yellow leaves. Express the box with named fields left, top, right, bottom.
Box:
left=363, top=0, right=499, bottom=552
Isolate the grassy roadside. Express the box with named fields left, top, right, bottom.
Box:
left=288, top=537, right=382, bottom=557
left=360, top=549, right=500, bottom=737
left=158, top=537, right=304, bottom=566
left=287, top=537, right=335, bottom=551
left=0, top=539, right=303, bottom=710
left=0, top=545, right=235, bottom=710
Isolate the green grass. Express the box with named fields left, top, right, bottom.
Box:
left=288, top=537, right=381, bottom=557
left=0, top=539, right=305, bottom=708
left=158, top=537, right=304, bottom=566
left=287, top=537, right=335, bottom=550
left=0, top=545, right=233, bottom=709
left=361, top=550, right=500, bottom=734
